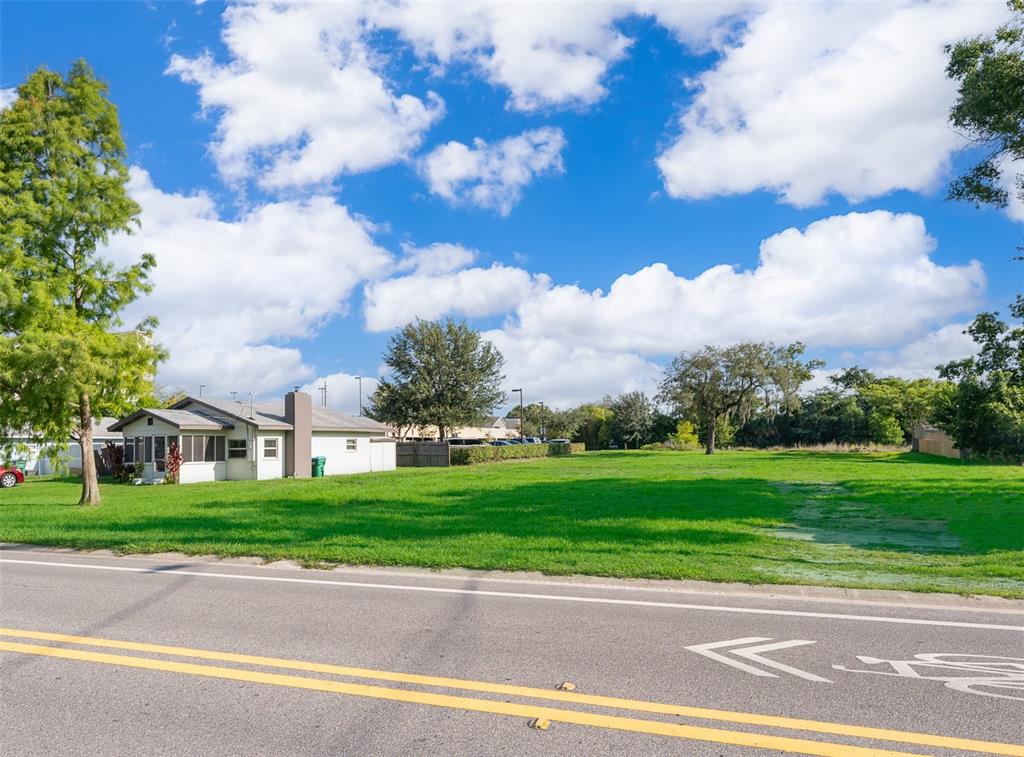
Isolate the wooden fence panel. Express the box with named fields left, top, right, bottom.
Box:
left=396, top=442, right=450, bottom=467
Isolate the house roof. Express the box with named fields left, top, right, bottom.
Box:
left=109, top=408, right=235, bottom=432
left=171, top=397, right=392, bottom=434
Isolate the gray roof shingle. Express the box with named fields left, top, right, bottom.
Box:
left=174, top=397, right=391, bottom=434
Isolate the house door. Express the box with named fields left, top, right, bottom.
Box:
left=154, top=436, right=166, bottom=473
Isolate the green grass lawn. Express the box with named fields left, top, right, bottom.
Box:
left=2, top=450, right=1022, bottom=597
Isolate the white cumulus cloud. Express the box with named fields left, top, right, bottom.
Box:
left=103, top=168, right=392, bottom=396
left=505, top=211, right=984, bottom=357
left=375, top=2, right=633, bottom=111
left=862, top=322, right=978, bottom=379
left=364, top=263, right=548, bottom=332
left=420, top=127, right=566, bottom=215
left=167, top=2, right=443, bottom=189
left=657, top=1, right=1008, bottom=206
left=395, top=242, right=478, bottom=275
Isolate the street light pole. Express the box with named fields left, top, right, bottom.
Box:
left=539, top=401, right=546, bottom=441
left=512, top=388, right=524, bottom=441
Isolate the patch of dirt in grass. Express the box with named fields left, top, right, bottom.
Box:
left=764, top=483, right=961, bottom=553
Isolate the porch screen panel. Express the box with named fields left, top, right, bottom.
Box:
left=204, top=435, right=215, bottom=462
left=215, top=436, right=225, bottom=461
left=144, top=436, right=152, bottom=463
left=181, top=436, right=193, bottom=463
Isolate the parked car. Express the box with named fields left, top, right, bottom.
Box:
left=0, top=466, right=25, bottom=488
left=549, top=439, right=570, bottom=445
left=446, top=438, right=486, bottom=446
left=489, top=440, right=514, bottom=446
left=523, top=437, right=542, bottom=444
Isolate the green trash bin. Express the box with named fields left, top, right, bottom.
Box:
left=11, top=459, right=27, bottom=475
left=311, top=456, right=326, bottom=477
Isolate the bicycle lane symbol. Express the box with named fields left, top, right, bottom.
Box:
left=833, top=654, right=1024, bottom=702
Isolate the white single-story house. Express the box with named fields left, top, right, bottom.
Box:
left=109, top=391, right=396, bottom=484
left=2, top=418, right=123, bottom=476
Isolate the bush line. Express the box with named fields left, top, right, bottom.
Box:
left=450, top=442, right=586, bottom=465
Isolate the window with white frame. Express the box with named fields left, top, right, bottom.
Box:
left=227, top=439, right=247, bottom=459
left=345, top=438, right=357, bottom=452
left=262, top=438, right=278, bottom=460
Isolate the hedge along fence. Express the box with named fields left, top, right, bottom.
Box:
left=450, top=442, right=586, bottom=466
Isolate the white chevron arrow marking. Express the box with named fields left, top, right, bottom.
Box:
left=685, top=637, right=832, bottom=682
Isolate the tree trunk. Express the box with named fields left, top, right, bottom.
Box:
left=705, top=417, right=717, bottom=455
left=78, top=393, right=101, bottom=506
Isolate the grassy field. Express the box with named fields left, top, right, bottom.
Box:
left=1, top=450, right=1022, bottom=597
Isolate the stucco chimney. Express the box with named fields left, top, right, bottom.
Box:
left=284, top=390, right=312, bottom=478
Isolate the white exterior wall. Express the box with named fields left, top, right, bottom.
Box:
left=311, top=432, right=386, bottom=475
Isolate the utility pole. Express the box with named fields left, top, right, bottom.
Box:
left=319, top=382, right=327, bottom=407
left=539, top=401, right=546, bottom=441
left=199, top=384, right=205, bottom=397
left=512, top=388, right=524, bottom=441
left=355, top=376, right=363, bottom=416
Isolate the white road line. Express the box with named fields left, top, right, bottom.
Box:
left=731, top=639, right=832, bottom=683
left=3, top=557, right=1024, bottom=632
left=5, top=546, right=1023, bottom=616
left=684, top=637, right=778, bottom=677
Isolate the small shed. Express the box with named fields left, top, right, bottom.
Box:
left=912, top=424, right=960, bottom=459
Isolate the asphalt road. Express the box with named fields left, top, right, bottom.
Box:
left=1, top=545, right=1022, bottom=756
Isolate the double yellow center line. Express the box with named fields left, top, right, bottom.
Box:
left=1, top=628, right=1020, bottom=756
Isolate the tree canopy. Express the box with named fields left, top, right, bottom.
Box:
left=946, top=0, right=1024, bottom=220
left=658, top=342, right=820, bottom=454
left=368, top=319, right=505, bottom=440
left=608, top=391, right=654, bottom=448
left=0, top=61, right=164, bottom=504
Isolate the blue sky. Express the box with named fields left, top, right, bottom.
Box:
left=3, top=1, right=1021, bottom=413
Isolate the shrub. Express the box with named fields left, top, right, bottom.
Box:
left=450, top=442, right=585, bottom=465
left=670, top=420, right=700, bottom=449
left=868, top=412, right=905, bottom=446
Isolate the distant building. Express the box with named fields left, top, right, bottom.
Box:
left=401, top=416, right=520, bottom=442
left=912, top=423, right=961, bottom=459
left=2, top=418, right=123, bottom=476
left=111, top=391, right=395, bottom=483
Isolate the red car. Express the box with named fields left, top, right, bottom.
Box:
left=0, top=466, right=25, bottom=488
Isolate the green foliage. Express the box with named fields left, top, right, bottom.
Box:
left=670, top=420, right=700, bottom=449
left=571, top=403, right=614, bottom=450
left=369, top=319, right=505, bottom=439
left=0, top=61, right=165, bottom=505
left=449, top=442, right=581, bottom=465
left=945, top=1, right=1024, bottom=216
left=659, top=342, right=821, bottom=454
left=608, top=391, right=654, bottom=448
left=867, top=413, right=905, bottom=446
left=936, top=309, right=1024, bottom=459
